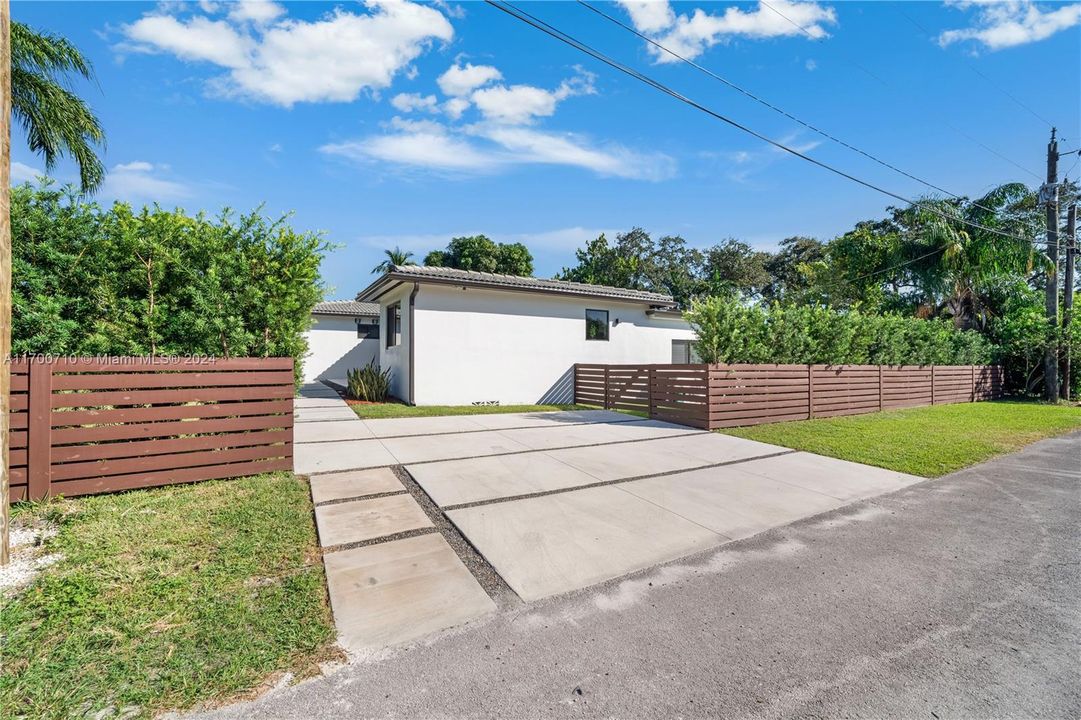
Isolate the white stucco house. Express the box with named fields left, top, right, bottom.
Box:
left=355, top=265, right=696, bottom=405
left=302, top=300, right=381, bottom=384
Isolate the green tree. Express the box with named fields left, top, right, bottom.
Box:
left=559, top=228, right=656, bottom=291
left=424, top=234, right=533, bottom=275
left=763, top=236, right=826, bottom=302
left=372, top=245, right=414, bottom=274
left=699, top=238, right=771, bottom=299
left=11, top=20, right=105, bottom=192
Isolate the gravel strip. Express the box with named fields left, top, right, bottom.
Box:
left=392, top=465, right=521, bottom=610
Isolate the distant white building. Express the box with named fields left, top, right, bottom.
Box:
left=356, top=265, right=695, bottom=405
left=302, top=300, right=380, bottom=384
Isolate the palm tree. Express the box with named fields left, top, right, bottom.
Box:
left=372, top=246, right=415, bottom=274
left=11, top=20, right=105, bottom=191
left=899, top=185, right=1042, bottom=331
left=1, top=9, right=106, bottom=563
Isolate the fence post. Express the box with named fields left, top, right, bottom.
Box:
left=807, top=364, right=815, bottom=419
left=970, top=365, right=976, bottom=402
left=930, top=364, right=936, bottom=405
left=878, top=365, right=884, bottom=411
left=603, top=366, right=610, bottom=410
left=648, top=366, right=656, bottom=419
left=26, top=360, right=52, bottom=501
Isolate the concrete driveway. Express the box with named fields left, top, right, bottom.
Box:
left=294, top=383, right=923, bottom=653
left=191, top=430, right=1081, bottom=720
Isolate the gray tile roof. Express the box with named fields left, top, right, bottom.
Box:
left=358, top=264, right=677, bottom=307
left=312, top=300, right=380, bottom=317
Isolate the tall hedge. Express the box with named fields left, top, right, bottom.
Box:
left=12, top=183, right=330, bottom=382
left=685, top=296, right=994, bottom=366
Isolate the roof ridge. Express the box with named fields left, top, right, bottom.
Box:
left=389, top=264, right=674, bottom=302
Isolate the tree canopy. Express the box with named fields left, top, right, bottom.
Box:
left=424, top=235, right=534, bottom=276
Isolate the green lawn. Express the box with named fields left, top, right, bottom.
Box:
left=722, top=400, right=1081, bottom=477
left=1, top=474, right=338, bottom=720
left=349, top=401, right=588, bottom=419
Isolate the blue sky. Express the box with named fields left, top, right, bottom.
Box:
left=12, top=0, right=1081, bottom=299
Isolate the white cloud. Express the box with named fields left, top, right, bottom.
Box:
left=437, top=61, right=502, bottom=96
left=617, top=0, right=836, bottom=62
left=321, top=116, right=675, bottom=181
left=442, top=97, right=471, bottom=120
left=228, top=1, right=285, bottom=25
left=11, top=161, right=43, bottom=183
left=391, top=92, right=439, bottom=113
left=471, top=71, right=596, bottom=125
left=939, top=0, right=1081, bottom=51
left=102, top=161, right=193, bottom=202
left=805, top=58, right=817, bottom=71
left=121, top=1, right=454, bottom=107
left=125, top=15, right=252, bottom=68
left=268, top=142, right=283, bottom=152
left=478, top=125, right=674, bottom=180
left=619, top=1, right=676, bottom=34
left=321, top=118, right=502, bottom=173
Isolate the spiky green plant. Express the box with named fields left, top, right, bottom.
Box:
left=346, top=361, right=392, bottom=402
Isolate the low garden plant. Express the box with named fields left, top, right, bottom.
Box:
left=346, top=361, right=393, bottom=402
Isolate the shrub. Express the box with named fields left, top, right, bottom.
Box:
left=685, top=296, right=994, bottom=366
left=346, top=361, right=392, bottom=402
left=12, top=181, right=331, bottom=384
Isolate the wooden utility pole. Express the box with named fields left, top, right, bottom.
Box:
left=0, top=0, right=10, bottom=566
left=1043, top=129, right=1060, bottom=402
left=1064, top=204, right=1077, bottom=401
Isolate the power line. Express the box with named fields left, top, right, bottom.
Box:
left=485, top=0, right=1051, bottom=252
left=895, top=6, right=1058, bottom=131
left=576, top=0, right=1038, bottom=233
left=758, top=0, right=1044, bottom=181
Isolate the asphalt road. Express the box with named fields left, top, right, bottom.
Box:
left=191, top=431, right=1081, bottom=720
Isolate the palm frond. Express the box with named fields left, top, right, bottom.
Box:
left=11, top=21, right=105, bottom=192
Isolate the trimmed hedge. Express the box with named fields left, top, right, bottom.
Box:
left=685, top=296, right=994, bottom=366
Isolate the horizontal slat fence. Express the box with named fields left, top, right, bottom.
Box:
left=575, top=363, right=1005, bottom=430
left=7, top=357, right=294, bottom=502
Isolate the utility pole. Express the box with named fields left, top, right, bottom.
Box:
left=1043, top=128, right=1059, bottom=402
left=0, top=0, right=10, bottom=566
left=1064, top=204, right=1077, bottom=401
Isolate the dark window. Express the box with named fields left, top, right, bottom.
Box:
left=385, top=303, right=401, bottom=348
left=672, top=339, right=698, bottom=364
left=585, top=309, right=609, bottom=341
left=357, top=318, right=379, bottom=339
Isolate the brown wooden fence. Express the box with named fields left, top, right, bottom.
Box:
left=7, top=357, right=295, bottom=502
left=574, top=363, right=1005, bottom=430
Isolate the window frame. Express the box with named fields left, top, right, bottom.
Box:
left=585, top=308, right=609, bottom=342
left=385, top=303, right=401, bottom=348
left=357, top=317, right=379, bottom=340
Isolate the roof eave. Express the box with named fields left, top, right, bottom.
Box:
left=377, top=271, right=677, bottom=308
left=356, top=275, right=406, bottom=303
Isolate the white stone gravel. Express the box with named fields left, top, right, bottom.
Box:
left=1, top=522, right=61, bottom=596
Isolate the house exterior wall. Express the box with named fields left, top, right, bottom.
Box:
left=410, top=284, right=695, bottom=405
left=376, top=284, right=414, bottom=402
left=302, top=314, right=379, bottom=384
